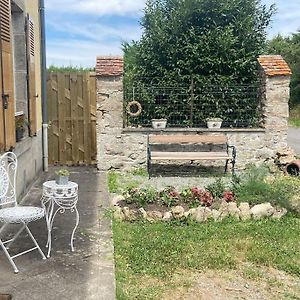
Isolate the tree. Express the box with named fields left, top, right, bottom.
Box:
left=266, top=32, right=300, bottom=107
left=123, top=0, right=275, bottom=127
left=126, top=0, right=274, bottom=85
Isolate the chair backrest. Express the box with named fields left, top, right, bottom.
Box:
left=0, top=152, right=17, bottom=206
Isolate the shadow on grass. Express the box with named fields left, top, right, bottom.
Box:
left=149, top=164, right=233, bottom=178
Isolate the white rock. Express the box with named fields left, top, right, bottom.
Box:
left=190, top=207, right=211, bottom=222
left=219, top=200, right=229, bottom=220
left=211, top=209, right=221, bottom=221
left=171, top=206, right=185, bottom=219
left=147, top=211, right=163, bottom=221
left=250, top=203, right=275, bottom=219
left=272, top=207, right=288, bottom=219
left=137, top=208, right=148, bottom=219
left=111, top=194, right=125, bottom=206
left=228, top=202, right=240, bottom=219
left=122, top=207, right=137, bottom=221
left=113, top=206, right=125, bottom=221
left=184, top=211, right=190, bottom=218
left=188, top=208, right=197, bottom=220
left=163, top=211, right=172, bottom=221
left=239, top=202, right=251, bottom=220
left=122, top=207, right=130, bottom=218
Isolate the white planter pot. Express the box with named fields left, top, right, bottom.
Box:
left=152, top=119, right=167, bottom=129
left=55, top=175, right=69, bottom=185
left=207, top=120, right=222, bottom=129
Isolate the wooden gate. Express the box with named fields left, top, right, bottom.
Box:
left=47, top=72, right=97, bottom=165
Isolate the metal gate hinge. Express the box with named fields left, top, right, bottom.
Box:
left=2, top=94, right=9, bottom=109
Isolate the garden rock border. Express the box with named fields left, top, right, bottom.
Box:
left=111, top=195, right=288, bottom=222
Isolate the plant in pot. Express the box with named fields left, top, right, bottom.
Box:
left=15, top=116, right=27, bottom=142
left=151, top=110, right=168, bottom=129
left=151, top=118, right=167, bottom=129
left=55, top=169, right=70, bottom=185
left=206, top=117, right=223, bottom=129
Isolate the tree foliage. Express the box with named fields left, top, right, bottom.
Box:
left=266, top=32, right=300, bottom=107
left=125, top=0, right=274, bottom=85
left=123, top=0, right=274, bottom=127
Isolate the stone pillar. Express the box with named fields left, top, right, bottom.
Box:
left=258, top=55, right=292, bottom=154
left=96, top=56, right=124, bottom=170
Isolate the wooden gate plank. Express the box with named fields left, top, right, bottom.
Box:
left=47, top=71, right=97, bottom=165
left=89, top=72, right=97, bottom=163
left=47, top=73, right=53, bottom=164
left=77, top=74, right=84, bottom=163
left=57, top=73, right=66, bottom=164
left=70, top=73, right=79, bottom=164
left=83, top=72, right=91, bottom=164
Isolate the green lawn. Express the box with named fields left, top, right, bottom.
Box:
left=289, top=106, right=300, bottom=127
left=113, top=217, right=300, bottom=299
left=110, top=166, right=300, bottom=299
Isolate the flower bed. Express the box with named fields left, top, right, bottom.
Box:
left=112, top=185, right=287, bottom=222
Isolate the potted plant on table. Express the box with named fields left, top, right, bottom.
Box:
left=55, top=169, right=70, bottom=185
left=206, top=117, right=223, bottom=129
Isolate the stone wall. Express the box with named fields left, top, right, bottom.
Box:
left=9, top=0, right=44, bottom=199
left=14, top=129, right=43, bottom=199
left=96, top=55, right=292, bottom=171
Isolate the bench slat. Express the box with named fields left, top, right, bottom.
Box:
left=150, top=143, right=227, bottom=152
left=151, top=151, right=230, bottom=160
left=149, top=134, right=227, bottom=144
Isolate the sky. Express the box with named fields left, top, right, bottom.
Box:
left=45, top=0, right=300, bottom=67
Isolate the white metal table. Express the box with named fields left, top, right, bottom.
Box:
left=41, top=180, right=79, bottom=258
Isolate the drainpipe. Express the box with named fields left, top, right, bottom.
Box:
left=39, top=0, right=48, bottom=171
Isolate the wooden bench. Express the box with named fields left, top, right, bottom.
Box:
left=147, top=134, right=236, bottom=177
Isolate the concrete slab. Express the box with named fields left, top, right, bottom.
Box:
left=288, top=127, right=300, bottom=155
left=0, top=167, right=115, bottom=300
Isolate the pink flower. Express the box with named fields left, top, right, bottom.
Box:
left=223, top=191, right=235, bottom=202
left=168, top=191, right=179, bottom=198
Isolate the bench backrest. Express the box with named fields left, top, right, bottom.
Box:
left=148, top=134, right=228, bottom=152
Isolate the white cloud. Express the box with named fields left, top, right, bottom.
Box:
left=45, top=0, right=146, bottom=16
left=46, top=0, right=300, bottom=66
left=47, top=39, right=122, bottom=67
left=45, top=12, right=143, bottom=66
left=264, top=0, right=300, bottom=37
left=47, top=19, right=142, bottom=43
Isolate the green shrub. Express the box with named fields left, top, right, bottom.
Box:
left=108, top=170, right=118, bottom=193
left=232, top=164, right=300, bottom=213
left=122, top=186, right=217, bottom=209
left=123, top=187, right=157, bottom=208
left=158, top=186, right=180, bottom=207
left=206, top=178, right=226, bottom=199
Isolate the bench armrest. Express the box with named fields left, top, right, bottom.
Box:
left=227, top=145, right=236, bottom=160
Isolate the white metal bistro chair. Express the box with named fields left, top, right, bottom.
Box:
left=0, top=152, right=46, bottom=273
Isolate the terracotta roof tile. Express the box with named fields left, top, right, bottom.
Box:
left=258, top=55, right=292, bottom=76
left=96, top=56, right=124, bottom=76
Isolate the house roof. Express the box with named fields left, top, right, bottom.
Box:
left=96, top=56, right=124, bottom=76
left=258, top=55, right=292, bottom=76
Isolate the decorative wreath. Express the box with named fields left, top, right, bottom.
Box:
left=126, top=100, right=142, bottom=117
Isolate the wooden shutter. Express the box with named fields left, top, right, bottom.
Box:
left=26, top=14, right=37, bottom=136
left=0, top=0, right=15, bottom=150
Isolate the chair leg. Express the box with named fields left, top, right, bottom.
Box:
left=24, top=225, right=46, bottom=260
left=6, top=224, right=26, bottom=249
left=0, top=238, right=19, bottom=273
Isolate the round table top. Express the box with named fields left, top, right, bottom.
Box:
left=43, top=180, right=78, bottom=190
